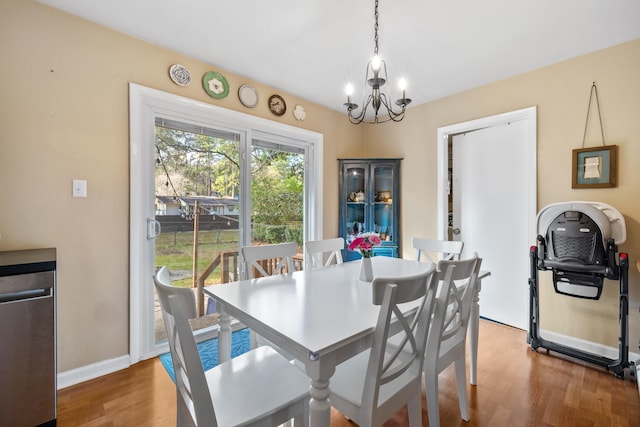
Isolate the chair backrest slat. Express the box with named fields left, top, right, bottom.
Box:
left=305, top=237, right=345, bottom=269
left=241, top=242, right=298, bottom=279
left=413, top=237, right=464, bottom=263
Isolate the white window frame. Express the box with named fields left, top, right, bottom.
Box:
left=129, top=83, right=323, bottom=362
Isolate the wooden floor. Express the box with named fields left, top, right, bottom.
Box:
left=57, top=320, right=640, bottom=426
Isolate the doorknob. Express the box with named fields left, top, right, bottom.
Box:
left=452, top=228, right=461, bottom=235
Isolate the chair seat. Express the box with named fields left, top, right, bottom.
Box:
left=208, top=346, right=310, bottom=427
left=330, top=349, right=422, bottom=422
left=432, top=335, right=465, bottom=370
left=154, top=265, right=309, bottom=427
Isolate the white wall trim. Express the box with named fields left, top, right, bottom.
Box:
left=57, top=355, right=130, bottom=390
left=539, top=328, right=640, bottom=363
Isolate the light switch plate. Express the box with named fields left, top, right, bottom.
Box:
left=72, top=179, right=87, bottom=198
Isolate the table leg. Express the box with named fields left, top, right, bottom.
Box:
left=469, top=278, right=481, bottom=386
left=309, top=378, right=331, bottom=427
left=217, top=308, right=232, bottom=364
left=305, top=354, right=335, bottom=427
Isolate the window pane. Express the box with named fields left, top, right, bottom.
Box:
left=154, top=120, right=241, bottom=343
left=250, top=140, right=304, bottom=257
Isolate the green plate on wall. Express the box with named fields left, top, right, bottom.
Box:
left=202, top=71, right=229, bottom=99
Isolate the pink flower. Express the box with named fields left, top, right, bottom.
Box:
left=348, top=233, right=381, bottom=257
left=369, top=234, right=382, bottom=245
left=348, top=237, right=365, bottom=251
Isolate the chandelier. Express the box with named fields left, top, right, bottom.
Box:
left=344, top=0, right=411, bottom=124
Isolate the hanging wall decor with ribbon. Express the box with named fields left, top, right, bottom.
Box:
left=572, top=82, right=618, bottom=189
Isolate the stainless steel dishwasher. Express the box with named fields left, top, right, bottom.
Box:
left=0, top=248, right=56, bottom=426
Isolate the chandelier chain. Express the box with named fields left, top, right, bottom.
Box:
left=374, top=0, right=379, bottom=56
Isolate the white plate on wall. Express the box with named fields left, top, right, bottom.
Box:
left=238, top=84, right=259, bottom=108
left=169, top=64, right=191, bottom=86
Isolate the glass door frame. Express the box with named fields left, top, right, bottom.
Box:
left=129, top=83, right=323, bottom=362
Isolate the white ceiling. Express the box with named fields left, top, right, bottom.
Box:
left=40, top=0, right=640, bottom=113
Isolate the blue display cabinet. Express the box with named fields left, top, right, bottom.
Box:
left=338, top=158, right=401, bottom=260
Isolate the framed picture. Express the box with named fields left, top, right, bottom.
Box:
left=572, top=145, right=617, bottom=188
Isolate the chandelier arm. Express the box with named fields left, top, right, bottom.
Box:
left=348, top=94, right=375, bottom=124
left=371, top=105, right=407, bottom=124
left=349, top=93, right=407, bottom=124
left=378, top=93, right=404, bottom=117
left=371, top=93, right=408, bottom=123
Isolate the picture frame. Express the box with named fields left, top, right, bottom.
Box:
left=572, top=145, right=617, bottom=188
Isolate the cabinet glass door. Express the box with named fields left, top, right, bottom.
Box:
left=344, top=165, right=367, bottom=244
left=371, top=164, right=394, bottom=243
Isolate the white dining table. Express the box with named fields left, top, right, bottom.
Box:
left=204, top=256, right=490, bottom=427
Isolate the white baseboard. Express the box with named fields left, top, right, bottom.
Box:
left=540, top=330, right=640, bottom=396
left=57, top=355, right=130, bottom=390
left=540, top=328, right=640, bottom=363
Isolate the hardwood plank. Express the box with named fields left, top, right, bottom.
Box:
left=57, top=320, right=640, bottom=426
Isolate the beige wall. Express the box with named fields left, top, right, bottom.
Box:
left=1, top=0, right=638, bottom=374
left=0, top=0, right=361, bottom=372
left=363, top=39, right=640, bottom=349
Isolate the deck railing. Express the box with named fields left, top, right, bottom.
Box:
left=194, top=249, right=303, bottom=316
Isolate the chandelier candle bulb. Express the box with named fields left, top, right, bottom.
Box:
left=346, top=83, right=354, bottom=96
left=399, top=78, right=407, bottom=99
left=344, top=83, right=358, bottom=111
left=372, top=55, right=381, bottom=71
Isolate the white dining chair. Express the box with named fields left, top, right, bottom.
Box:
left=241, top=242, right=299, bottom=350
left=328, top=263, right=439, bottom=427
left=304, top=237, right=344, bottom=269
left=240, top=242, right=298, bottom=279
left=413, top=236, right=464, bottom=264
left=154, top=266, right=310, bottom=427
left=424, top=255, right=481, bottom=427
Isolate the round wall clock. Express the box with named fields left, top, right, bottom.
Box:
left=238, top=84, right=259, bottom=108
left=202, top=71, right=229, bottom=99
left=268, top=94, right=286, bottom=116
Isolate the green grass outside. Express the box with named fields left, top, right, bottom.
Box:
left=155, top=229, right=239, bottom=287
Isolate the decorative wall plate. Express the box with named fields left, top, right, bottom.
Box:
left=202, top=71, right=229, bottom=99
left=293, top=104, right=306, bottom=121
left=238, top=84, right=259, bottom=108
left=169, top=64, right=191, bottom=86
left=268, top=94, right=286, bottom=116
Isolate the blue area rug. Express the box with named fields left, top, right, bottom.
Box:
left=159, top=328, right=250, bottom=382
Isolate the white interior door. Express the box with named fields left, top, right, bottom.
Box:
left=439, top=107, right=536, bottom=330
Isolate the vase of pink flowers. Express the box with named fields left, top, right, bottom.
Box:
left=348, top=233, right=382, bottom=282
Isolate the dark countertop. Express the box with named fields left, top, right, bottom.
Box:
left=0, top=248, right=57, bottom=276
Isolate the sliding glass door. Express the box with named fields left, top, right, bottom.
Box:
left=129, top=83, right=323, bottom=360
left=153, top=118, right=242, bottom=344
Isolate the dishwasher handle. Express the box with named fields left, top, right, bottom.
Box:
left=0, top=287, right=51, bottom=303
